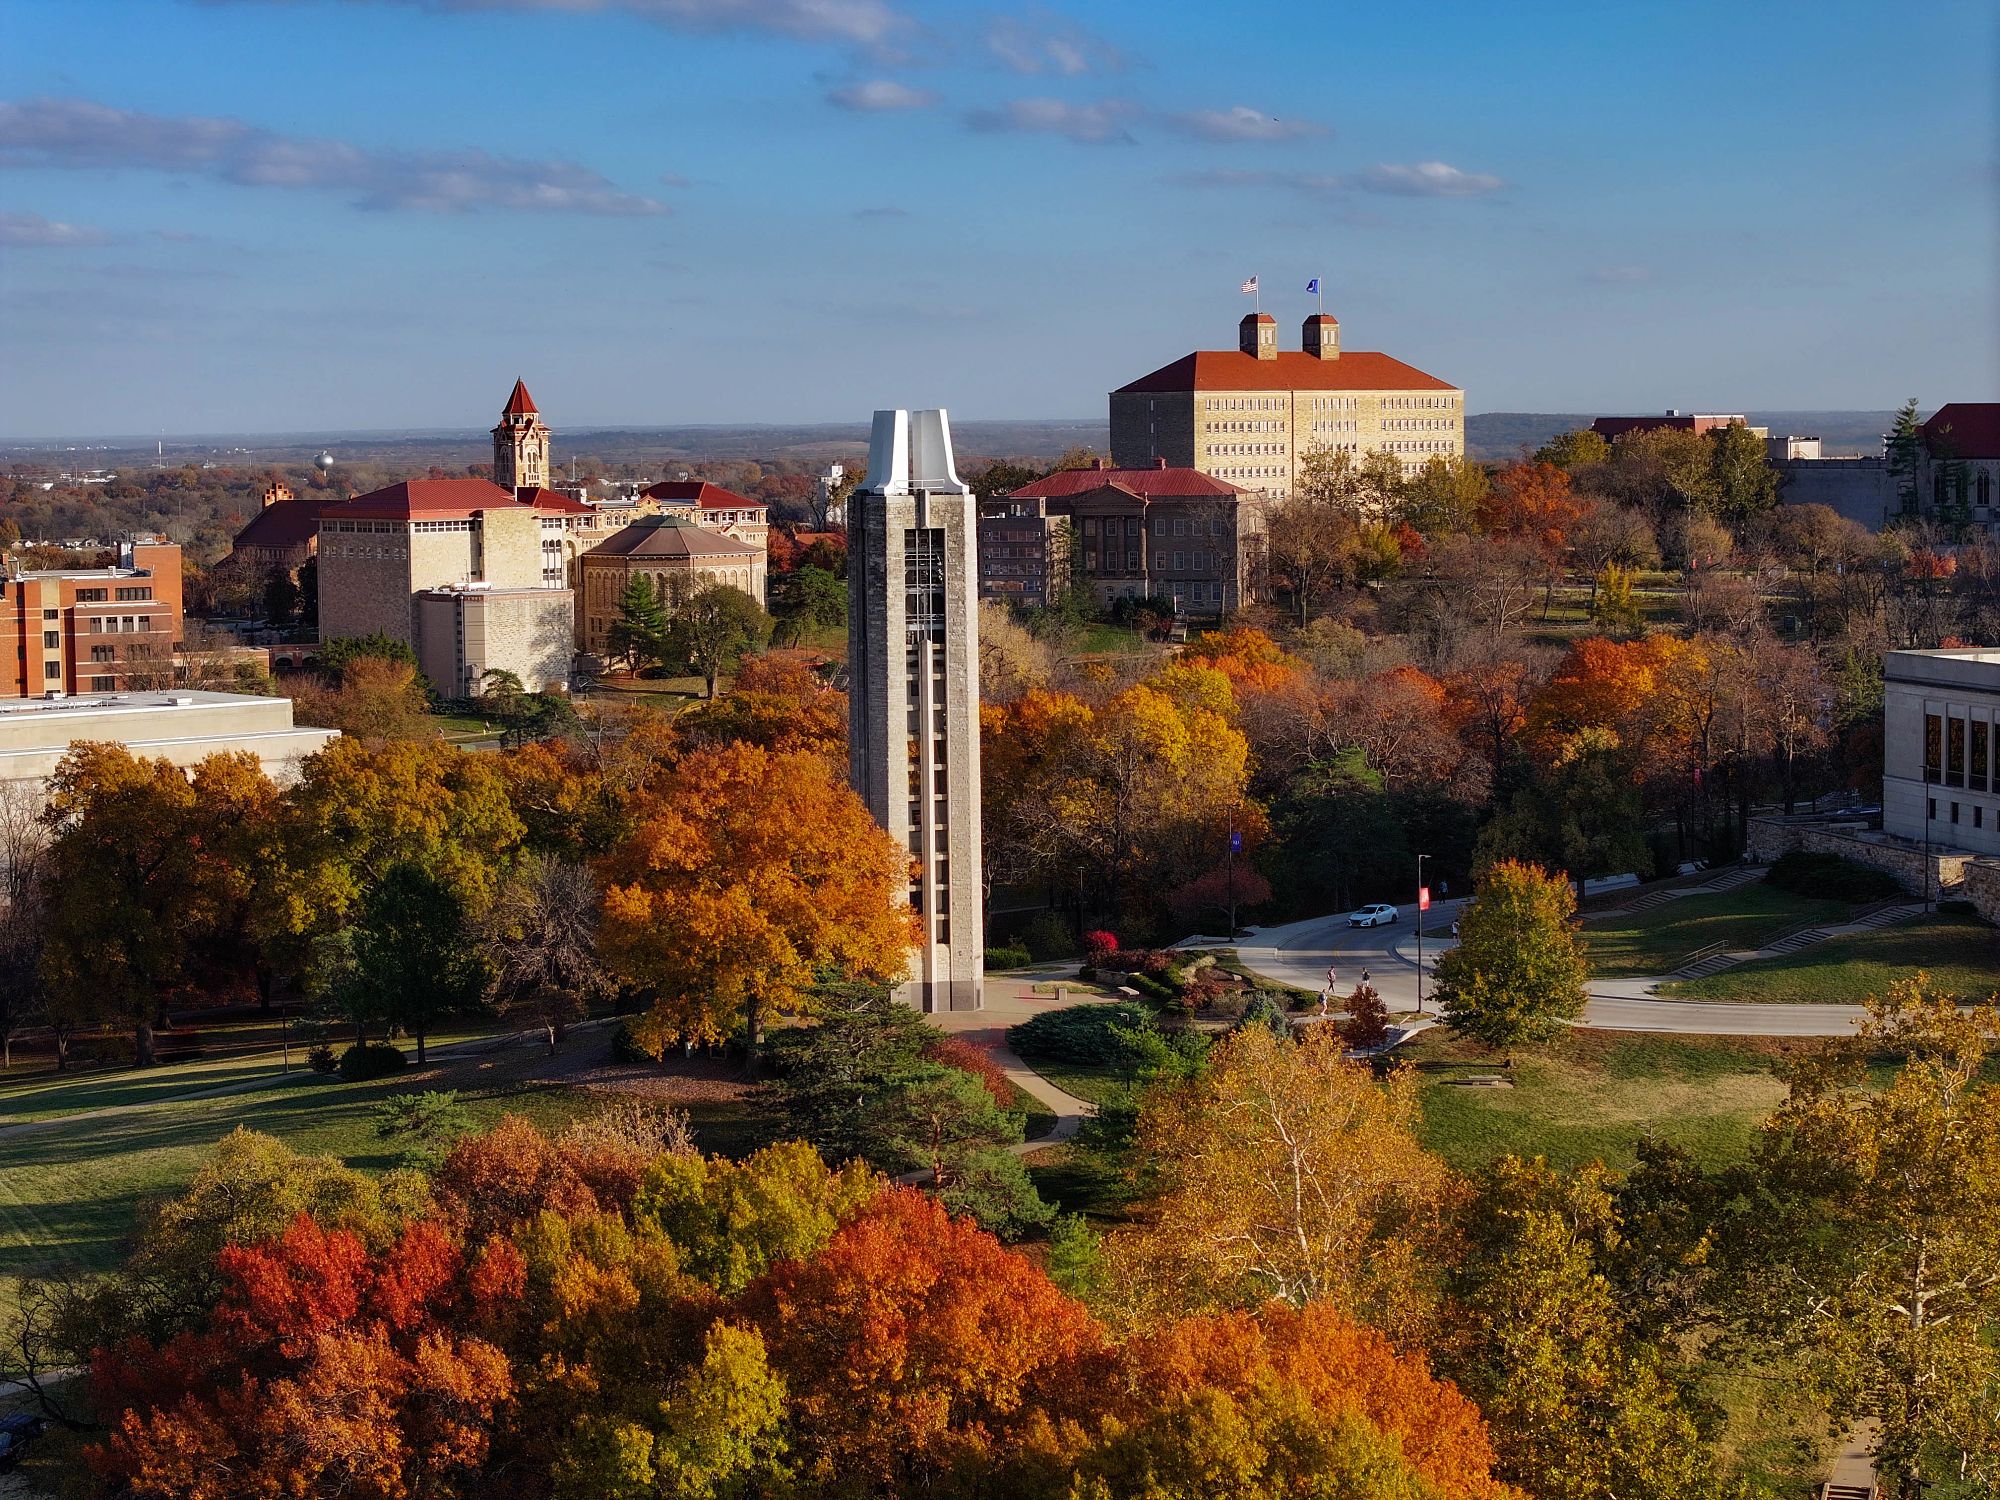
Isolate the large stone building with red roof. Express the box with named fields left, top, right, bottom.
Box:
left=637, top=479, right=769, bottom=554
left=316, top=382, right=596, bottom=694
left=986, top=460, right=1259, bottom=617
left=1110, top=312, right=1464, bottom=498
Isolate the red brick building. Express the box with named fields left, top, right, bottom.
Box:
left=1590, top=411, right=1766, bottom=442
left=982, top=461, right=1257, bottom=617
left=1, top=539, right=184, bottom=698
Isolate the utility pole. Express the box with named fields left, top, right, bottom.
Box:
left=1226, top=821, right=1241, bottom=938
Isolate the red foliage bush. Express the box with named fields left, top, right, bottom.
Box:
left=924, top=1037, right=1012, bottom=1106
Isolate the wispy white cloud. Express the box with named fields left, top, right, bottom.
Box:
left=827, top=79, right=937, bottom=111
left=0, top=210, right=111, bottom=247
left=965, top=96, right=1138, bottom=145
left=1352, top=160, right=1504, bottom=197
left=981, top=9, right=1124, bottom=74
left=203, top=0, right=906, bottom=47
left=1174, top=161, right=1505, bottom=200
left=852, top=204, right=907, bottom=218
left=1166, top=105, right=1328, bottom=143
left=0, top=98, right=666, bottom=215
left=1585, top=264, right=1654, bottom=285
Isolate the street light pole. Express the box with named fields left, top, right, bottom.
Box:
left=1415, top=853, right=1429, bottom=1015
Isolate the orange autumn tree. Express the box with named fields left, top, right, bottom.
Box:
left=1036, top=1304, right=1519, bottom=1500
left=743, top=1187, right=1102, bottom=1494
left=1479, top=460, right=1594, bottom=562
left=598, top=741, right=916, bottom=1061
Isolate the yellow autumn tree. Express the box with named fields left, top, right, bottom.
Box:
left=598, top=742, right=916, bottom=1063
left=1102, top=1025, right=1451, bottom=1342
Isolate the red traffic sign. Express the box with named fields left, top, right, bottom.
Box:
left=1418, top=886, right=1431, bottom=911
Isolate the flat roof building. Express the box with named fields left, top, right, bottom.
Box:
left=0, top=689, right=337, bottom=787
left=1, top=539, right=184, bottom=700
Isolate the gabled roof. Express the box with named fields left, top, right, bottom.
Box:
left=1006, top=466, right=1245, bottom=500
left=318, top=479, right=589, bottom=522
left=501, top=379, right=539, bottom=417
left=1923, top=403, right=2000, bottom=460
left=585, top=515, right=762, bottom=560
left=230, top=494, right=332, bottom=551
left=639, top=479, right=764, bottom=511
left=1114, top=349, right=1456, bottom=395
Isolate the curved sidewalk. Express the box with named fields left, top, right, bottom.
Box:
left=932, top=968, right=1104, bottom=1151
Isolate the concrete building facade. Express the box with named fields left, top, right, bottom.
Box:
left=1882, top=648, right=2000, bottom=857
left=982, top=462, right=1257, bottom=616
left=0, top=690, right=336, bottom=787
left=1, top=539, right=184, bottom=698
left=848, top=409, right=984, bottom=1013
left=1777, top=403, right=2000, bottom=534
left=577, top=515, right=766, bottom=657
left=1110, top=313, right=1463, bottom=498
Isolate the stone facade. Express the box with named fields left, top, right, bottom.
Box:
left=1746, top=813, right=1971, bottom=899
left=1110, top=313, right=1464, bottom=500
left=414, top=587, right=575, bottom=697
left=577, top=516, right=766, bottom=657
left=1882, top=648, right=2000, bottom=856
left=848, top=409, right=984, bottom=1013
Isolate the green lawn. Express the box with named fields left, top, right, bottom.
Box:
left=1660, top=913, right=2000, bottom=1003
left=1402, top=1029, right=1802, bottom=1173
left=1581, top=884, right=1850, bottom=977
left=1019, top=1060, right=1135, bottom=1107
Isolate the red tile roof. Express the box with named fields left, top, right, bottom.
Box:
left=585, top=516, right=761, bottom=560
left=1923, top=403, right=2000, bottom=460
left=1006, top=466, right=1245, bottom=500
left=318, top=479, right=589, bottom=522
left=230, top=494, right=331, bottom=551
left=1114, top=349, right=1456, bottom=395
left=502, top=379, right=538, bottom=417
left=640, top=479, right=765, bottom=512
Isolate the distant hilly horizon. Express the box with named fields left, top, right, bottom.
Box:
left=2, top=410, right=1901, bottom=467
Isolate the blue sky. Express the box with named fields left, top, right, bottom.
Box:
left=0, top=0, right=1994, bottom=438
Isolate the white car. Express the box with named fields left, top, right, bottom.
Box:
left=1346, top=903, right=1399, bottom=928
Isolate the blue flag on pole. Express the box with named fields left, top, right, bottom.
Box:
left=1305, top=277, right=1319, bottom=294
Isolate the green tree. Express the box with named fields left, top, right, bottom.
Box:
left=261, top=568, right=299, bottom=625
left=1267, top=748, right=1409, bottom=910
left=315, top=632, right=422, bottom=683
left=791, top=564, right=846, bottom=630
left=607, top=574, right=669, bottom=671
left=1885, top=397, right=1925, bottom=517
left=1533, top=428, right=1612, bottom=472
left=1707, top=421, right=1778, bottom=528
left=1434, top=859, right=1588, bottom=1056
left=372, top=1089, right=475, bottom=1169
left=1740, top=980, right=2000, bottom=1495
left=662, top=581, right=772, bottom=698
left=1446, top=1155, right=1733, bottom=1500
left=340, top=861, right=485, bottom=1065
left=1396, top=453, right=1489, bottom=537
left=1476, top=729, right=1649, bottom=884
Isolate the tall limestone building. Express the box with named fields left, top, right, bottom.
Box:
left=1110, top=311, right=1464, bottom=498
left=847, top=409, right=984, bottom=1012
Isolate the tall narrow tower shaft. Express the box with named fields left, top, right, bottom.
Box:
left=848, top=409, right=984, bottom=1012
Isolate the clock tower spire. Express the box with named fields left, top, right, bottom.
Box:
left=492, top=379, right=550, bottom=493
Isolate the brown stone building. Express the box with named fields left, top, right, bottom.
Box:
left=1110, top=312, right=1464, bottom=498
left=1, top=538, right=184, bottom=698
left=984, top=462, right=1256, bottom=617
left=1590, top=411, right=1766, bottom=442
left=577, top=515, right=766, bottom=658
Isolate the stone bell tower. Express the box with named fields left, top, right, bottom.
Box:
left=847, top=408, right=985, bottom=1012
left=492, top=378, right=550, bottom=493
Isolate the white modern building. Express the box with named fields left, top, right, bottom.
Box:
left=1883, top=648, right=2000, bottom=855
left=0, top=690, right=337, bottom=787
left=847, top=410, right=984, bottom=1012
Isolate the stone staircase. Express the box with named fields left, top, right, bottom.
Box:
left=1665, top=901, right=1926, bottom=981
left=1817, top=1486, right=1873, bottom=1500
left=1595, top=864, right=1764, bottom=920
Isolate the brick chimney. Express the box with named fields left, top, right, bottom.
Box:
left=1239, top=312, right=1278, bottom=360
left=1303, top=314, right=1339, bottom=360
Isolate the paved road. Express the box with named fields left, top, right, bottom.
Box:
left=1236, top=903, right=1869, bottom=1038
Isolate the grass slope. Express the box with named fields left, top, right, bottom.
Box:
left=1661, top=913, right=2000, bottom=1003
left=1581, top=884, right=1849, bottom=978
left=1401, top=1029, right=1803, bottom=1173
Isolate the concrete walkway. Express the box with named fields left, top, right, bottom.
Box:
left=931, top=967, right=1106, bottom=1151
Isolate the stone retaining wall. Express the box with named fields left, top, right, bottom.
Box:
left=1746, top=814, right=1972, bottom=897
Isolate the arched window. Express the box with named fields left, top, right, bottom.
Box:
left=1979, top=470, right=1994, bottom=509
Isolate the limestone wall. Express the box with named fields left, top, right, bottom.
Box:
left=1746, top=814, right=1972, bottom=895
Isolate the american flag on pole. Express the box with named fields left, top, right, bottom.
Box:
left=1240, top=275, right=1258, bottom=294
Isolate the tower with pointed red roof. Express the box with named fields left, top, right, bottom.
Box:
left=492, top=379, right=550, bottom=494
